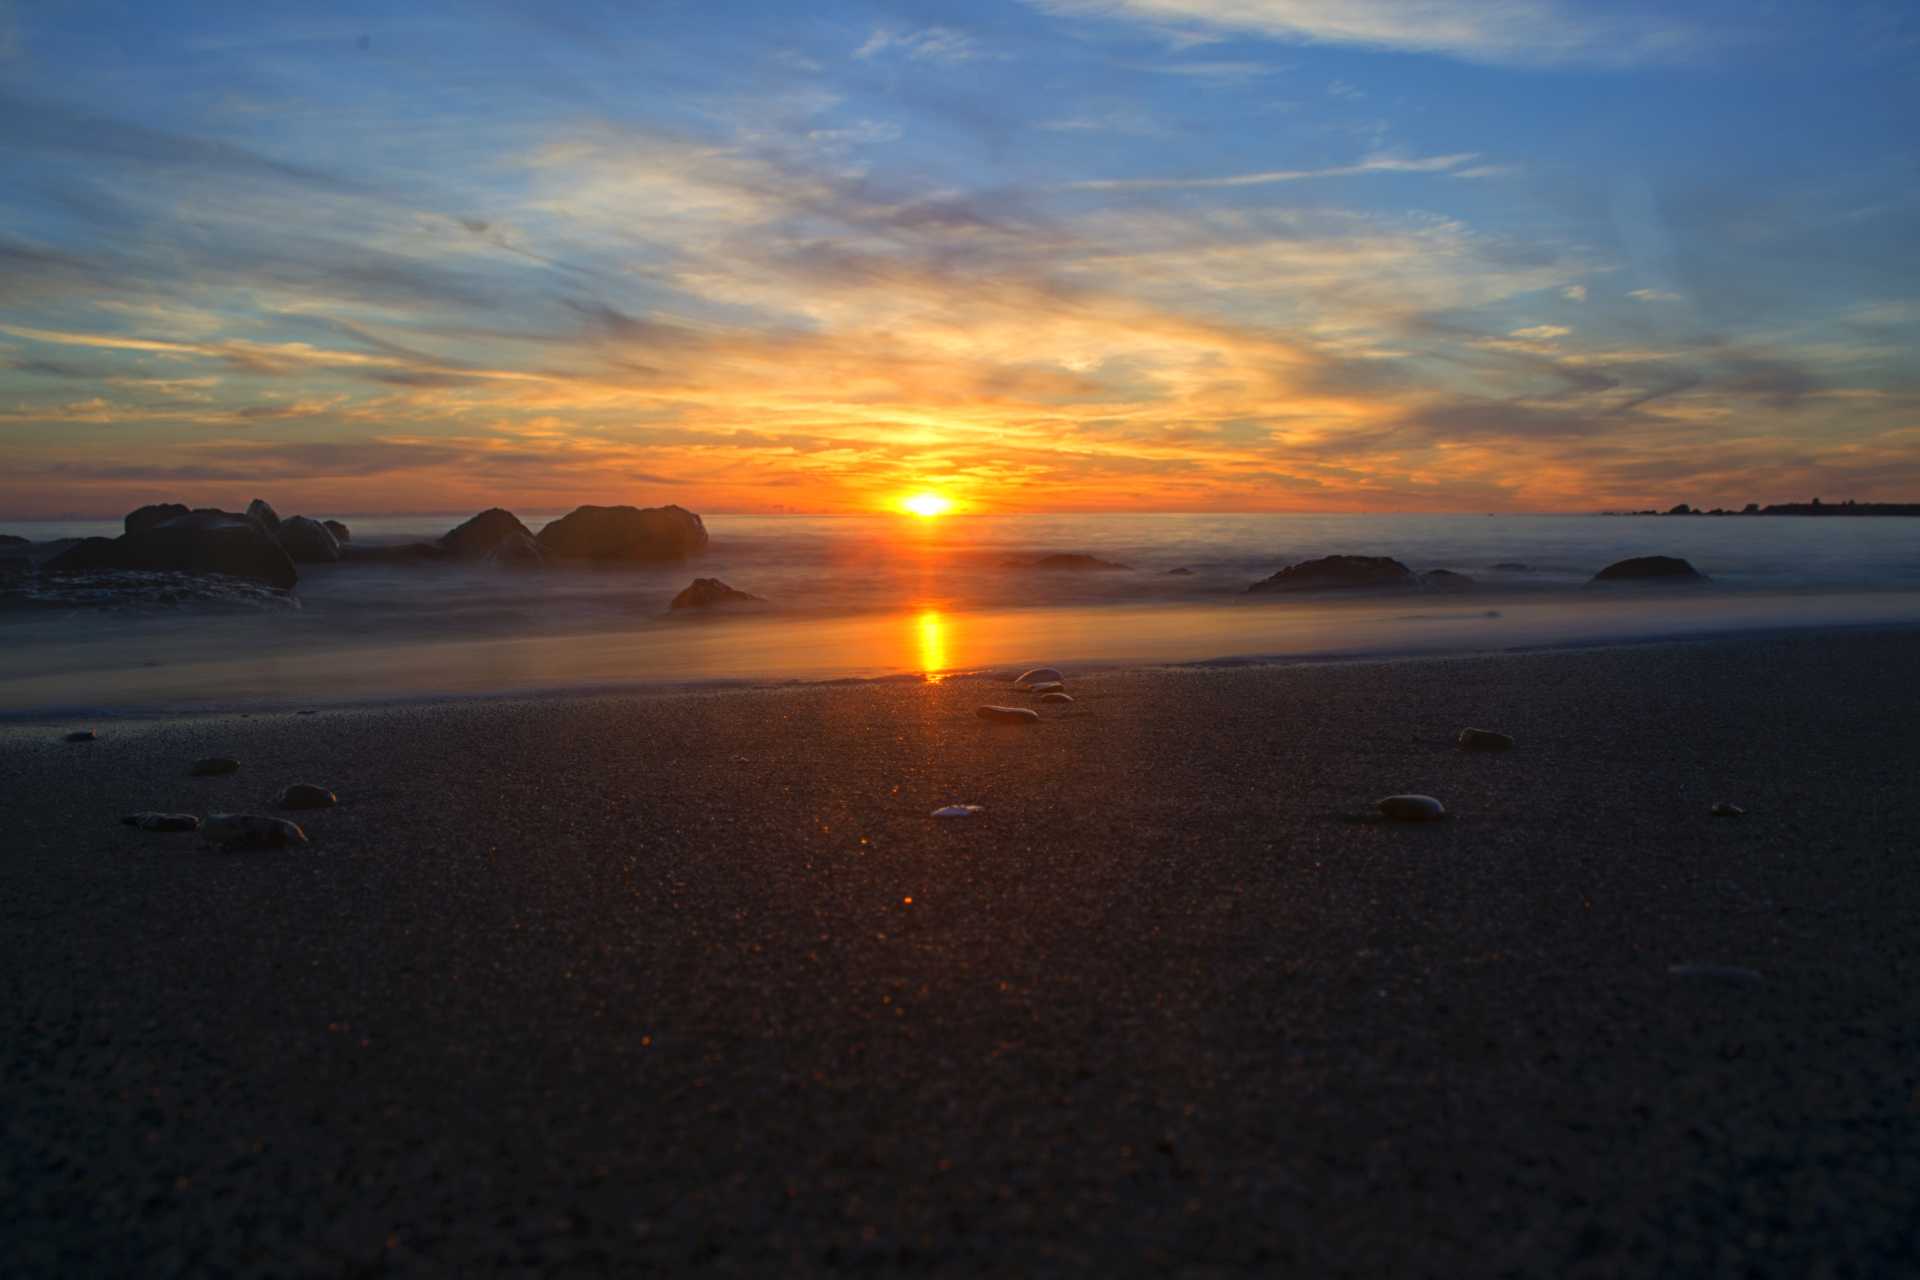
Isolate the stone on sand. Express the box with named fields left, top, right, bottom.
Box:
left=1039, top=692, right=1074, bottom=703
left=1026, top=681, right=1065, bottom=695
left=191, top=756, right=241, bottom=776
left=1013, top=668, right=1063, bottom=687
left=977, top=705, right=1040, bottom=724
left=932, top=804, right=984, bottom=818
left=1710, top=802, right=1746, bottom=817
left=65, top=730, right=97, bottom=742
left=204, top=814, right=308, bottom=848
left=276, top=784, right=337, bottom=810
left=122, top=812, right=201, bottom=832
left=1457, top=727, right=1515, bottom=750
left=1377, top=794, right=1446, bottom=821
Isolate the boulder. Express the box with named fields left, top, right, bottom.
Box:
left=321, top=519, right=351, bottom=543
left=670, top=577, right=762, bottom=609
left=1249, top=555, right=1416, bottom=594
left=125, top=504, right=190, bottom=536
left=44, top=510, right=299, bottom=589
left=441, top=508, right=532, bottom=559
left=1421, top=569, right=1475, bottom=591
left=41, top=537, right=128, bottom=574
left=0, top=533, right=30, bottom=547
left=277, top=515, right=341, bottom=564
left=486, top=531, right=545, bottom=568
left=536, top=504, right=708, bottom=563
left=245, top=499, right=281, bottom=533
left=1589, top=556, right=1709, bottom=585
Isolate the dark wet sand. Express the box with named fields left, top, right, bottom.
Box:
left=4, top=630, right=1918, bottom=1276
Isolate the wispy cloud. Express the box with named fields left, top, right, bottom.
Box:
left=854, top=26, right=986, bottom=64
left=1067, top=150, right=1479, bottom=191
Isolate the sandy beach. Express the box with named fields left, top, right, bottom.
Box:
left=4, top=628, right=1918, bottom=1276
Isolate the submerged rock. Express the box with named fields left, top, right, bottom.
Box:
left=932, top=804, right=984, bottom=818
left=1422, top=569, right=1475, bottom=591
left=1013, top=667, right=1064, bottom=687
left=122, top=812, right=201, bottom=832
left=191, top=756, right=241, bottom=776
left=1377, top=794, right=1446, bottom=821
left=1457, top=727, right=1515, bottom=751
left=1491, top=562, right=1531, bottom=572
left=1166, top=567, right=1194, bottom=575
left=1039, top=691, right=1074, bottom=703
left=125, top=503, right=190, bottom=536
left=322, top=519, right=351, bottom=543
left=277, top=515, right=341, bottom=564
left=1710, top=802, right=1746, bottom=817
left=1013, top=553, right=1131, bottom=571
left=204, top=813, right=308, bottom=848
left=1250, top=555, right=1416, bottom=594
left=441, top=507, right=533, bottom=559
left=1589, top=556, right=1709, bottom=585
left=536, top=504, right=708, bottom=563
left=65, top=730, right=97, bottom=742
left=976, top=705, right=1040, bottom=724
left=670, top=577, right=764, bottom=610
left=276, top=783, right=337, bottom=810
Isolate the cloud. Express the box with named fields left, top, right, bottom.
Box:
left=1629, top=287, right=1684, bottom=302
left=1510, top=325, right=1571, bottom=340
left=1029, top=0, right=1698, bottom=67
left=1068, top=150, right=1479, bottom=191
left=854, top=27, right=986, bottom=64
left=1562, top=285, right=1588, bottom=302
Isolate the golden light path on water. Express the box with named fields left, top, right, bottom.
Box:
left=916, top=610, right=948, bottom=683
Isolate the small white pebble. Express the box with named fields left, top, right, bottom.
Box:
left=931, top=805, right=984, bottom=818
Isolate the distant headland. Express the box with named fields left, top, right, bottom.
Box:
left=1603, top=499, right=1920, bottom=517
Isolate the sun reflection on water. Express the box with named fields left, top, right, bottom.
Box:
left=916, top=609, right=948, bottom=682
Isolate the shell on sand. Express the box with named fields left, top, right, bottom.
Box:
left=204, top=813, right=308, bottom=848
left=276, top=783, right=337, bottom=810
left=1025, top=681, right=1066, bottom=695
left=122, top=812, right=201, bottom=833
left=1456, top=727, right=1514, bottom=751
left=976, top=705, right=1040, bottom=724
left=932, top=804, right=984, bottom=818
left=191, top=756, right=240, bottom=776
left=1377, top=794, right=1446, bottom=821
left=1039, top=692, right=1074, bottom=703
left=1013, top=668, right=1064, bottom=687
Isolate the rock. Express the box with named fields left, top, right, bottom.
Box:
left=1249, top=555, right=1416, bottom=593
left=1012, top=553, right=1130, bottom=571
left=1710, top=802, right=1745, bottom=817
left=1667, top=963, right=1762, bottom=984
left=191, top=756, right=240, bottom=776
left=44, top=510, right=299, bottom=589
left=64, top=730, right=97, bottom=742
left=125, top=503, right=190, bottom=536
left=340, top=541, right=449, bottom=565
left=1166, top=567, right=1194, bottom=575
left=1491, top=562, right=1531, bottom=572
left=976, top=705, right=1040, bottom=724
left=670, top=577, right=763, bottom=609
left=1025, top=681, right=1065, bottom=695
left=204, top=813, right=308, bottom=848
left=1589, top=556, right=1709, bottom=585
left=122, top=812, right=201, bottom=832
left=276, top=515, right=341, bottom=563
left=1039, top=692, right=1074, bottom=703
left=1013, top=668, right=1064, bottom=686
left=486, top=530, right=545, bottom=568
left=0, top=555, right=29, bottom=578
left=321, top=519, right=351, bottom=543
left=245, top=499, right=281, bottom=533
left=931, top=804, right=984, bottom=818
left=1377, top=794, right=1446, bottom=821
left=276, top=783, right=337, bottom=810
left=535, top=504, right=708, bottom=563
left=1422, top=569, right=1475, bottom=591
left=441, top=507, right=532, bottom=559
left=0, top=533, right=30, bottom=547
left=1457, top=728, right=1514, bottom=751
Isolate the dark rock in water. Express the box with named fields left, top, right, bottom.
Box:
left=47, top=510, right=299, bottom=589
left=536, top=504, right=708, bottom=563
left=1012, top=553, right=1131, bottom=571
left=976, top=705, right=1040, bottom=724
left=1249, top=555, right=1416, bottom=593
left=441, top=507, right=532, bottom=559
left=245, top=498, right=281, bottom=533
left=1377, top=794, right=1446, bottom=821
left=1457, top=727, right=1515, bottom=751
left=1589, top=556, right=1709, bottom=585
left=191, top=756, right=240, bottom=776
left=277, top=515, right=341, bottom=563
left=340, top=541, right=448, bottom=565
left=0, top=533, right=29, bottom=547
left=276, top=783, right=337, bottom=810
left=125, top=503, right=190, bottom=536
left=204, top=813, right=307, bottom=848
left=65, top=730, right=97, bottom=742
left=1491, top=562, right=1531, bottom=572
left=123, top=812, right=200, bottom=832
left=1421, top=569, right=1475, bottom=591
left=486, top=530, right=545, bottom=568
left=322, top=519, right=351, bottom=543
left=1710, top=802, right=1745, bottom=817
left=670, top=577, right=763, bottom=609
left=0, top=555, right=29, bottom=578
left=1166, top=566, right=1194, bottom=575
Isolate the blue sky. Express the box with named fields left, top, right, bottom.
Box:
left=1, top=0, right=1916, bottom=516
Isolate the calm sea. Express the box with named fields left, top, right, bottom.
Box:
left=3, top=513, right=1917, bottom=713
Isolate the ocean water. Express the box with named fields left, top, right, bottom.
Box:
left=3, top=512, right=1917, bottom=713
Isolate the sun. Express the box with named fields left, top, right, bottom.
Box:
left=899, top=492, right=953, bottom=518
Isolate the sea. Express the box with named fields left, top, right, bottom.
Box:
left=3, top=512, right=1918, bottom=715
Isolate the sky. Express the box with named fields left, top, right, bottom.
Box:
left=1, top=0, right=1916, bottom=518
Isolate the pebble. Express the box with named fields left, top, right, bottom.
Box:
left=204, top=813, right=308, bottom=848
left=1013, top=668, right=1064, bottom=687
left=121, top=812, right=201, bottom=833
left=931, top=804, right=984, bottom=818
left=1377, top=794, right=1447, bottom=821
left=276, top=783, right=337, bottom=810
left=1457, top=727, right=1514, bottom=751
left=191, top=756, right=240, bottom=776
left=64, top=730, right=97, bottom=742
left=1668, top=963, right=1763, bottom=984
left=977, top=705, right=1040, bottom=724
left=1710, top=802, right=1745, bottom=817
left=1039, top=692, right=1074, bottom=703
left=1026, top=681, right=1066, bottom=695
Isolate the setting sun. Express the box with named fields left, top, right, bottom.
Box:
left=900, top=492, right=953, bottom=518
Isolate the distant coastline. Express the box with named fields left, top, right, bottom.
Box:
left=1603, top=500, right=1920, bottom=517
